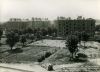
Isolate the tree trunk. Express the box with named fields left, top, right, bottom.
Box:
left=84, top=41, right=85, bottom=48
left=79, top=41, right=81, bottom=46
left=11, top=47, right=13, bottom=50
left=0, top=40, right=1, bottom=46
left=32, top=39, right=33, bottom=42
left=72, top=53, right=74, bottom=60
left=75, top=49, right=77, bottom=57
left=22, top=42, right=24, bottom=48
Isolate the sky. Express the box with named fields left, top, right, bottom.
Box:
left=0, top=0, right=100, bottom=22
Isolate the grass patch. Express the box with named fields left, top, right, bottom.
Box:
left=7, top=48, right=23, bottom=53
left=42, top=49, right=71, bottom=65
left=0, top=45, right=59, bottom=63
left=42, top=48, right=90, bottom=65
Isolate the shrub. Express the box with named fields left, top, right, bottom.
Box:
left=38, top=55, right=45, bottom=62
left=77, top=53, right=88, bottom=58
left=12, top=48, right=23, bottom=53
left=45, top=52, right=52, bottom=58
left=37, top=51, right=52, bottom=62
left=7, top=48, right=23, bottom=53
left=75, top=53, right=88, bottom=62
left=48, top=64, right=54, bottom=71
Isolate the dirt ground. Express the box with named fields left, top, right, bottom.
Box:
left=0, top=39, right=100, bottom=72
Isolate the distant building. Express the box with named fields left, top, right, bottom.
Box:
left=30, top=17, right=51, bottom=29
left=3, top=17, right=51, bottom=31
left=3, top=18, right=30, bottom=31
left=56, top=16, right=96, bottom=37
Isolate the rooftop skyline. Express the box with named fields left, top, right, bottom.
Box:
left=0, top=0, right=100, bottom=22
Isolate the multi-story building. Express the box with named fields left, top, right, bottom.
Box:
left=3, top=18, right=30, bottom=31
left=56, top=16, right=95, bottom=37
left=30, top=17, right=51, bottom=29
left=3, top=17, right=51, bottom=31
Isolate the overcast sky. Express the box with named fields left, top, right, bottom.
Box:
left=0, top=0, right=100, bottom=22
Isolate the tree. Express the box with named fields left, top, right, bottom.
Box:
left=81, top=31, right=89, bottom=48
left=13, top=29, right=19, bottom=34
left=33, top=28, right=38, bottom=35
left=95, top=25, right=100, bottom=31
left=20, top=35, right=26, bottom=47
left=66, top=35, right=79, bottom=60
left=41, top=28, right=47, bottom=36
left=47, top=27, right=52, bottom=36
left=26, top=28, right=33, bottom=34
left=36, top=31, right=42, bottom=40
left=6, top=32, right=19, bottom=50
left=52, top=28, right=57, bottom=37
left=0, top=29, right=3, bottom=45
left=30, top=34, right=34, bottom=42
left=74, top=31, right=82, bottom=45
left=21, top=28, right=33, bottom=35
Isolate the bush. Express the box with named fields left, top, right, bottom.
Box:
left=45, top=52, right=52, bottom=58
left=8, top=48, right=23, bottom=53
left=13, top=48, right=23, bottom=53
left=37, top=51, right=52, bottom=62
left=77, top=53, right=88, bottom=58
left=75, top=53, right=88, bottom=62
left=38, top=56, right=45, bottom=62
left=48, top=64, right=54, bottom=71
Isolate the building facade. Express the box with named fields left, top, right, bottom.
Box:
left=3, top=18, right=51, bottom=31
left=30, top=17, right=51, bottom=29
left=3, top=18, right=30, bottom=31
left=56, top=16, right=95, bottom=37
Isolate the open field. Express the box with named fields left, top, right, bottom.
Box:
left=0, top=39, right=100, bottom=72
left=0, top=44, right=59, bottom=63
left=31, top=39, right=100, bottom=71
left=0, top=39, right=100, bottom=63
left=30, top=39, right=66, bottom=48
left=30, top=39, right=100, bottom=48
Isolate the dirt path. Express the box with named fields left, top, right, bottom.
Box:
left=0, top=63, right=51, bottom=72
left=0, top=59, right=100, bottom=72
left=54, top=63, right=83, bottom=70
left=0, top=66, right=33, bottom=72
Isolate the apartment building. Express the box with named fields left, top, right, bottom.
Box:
left=30, top=17, right=51, bottom=29
left=3, top=18, right=29, bottom=31
left=3, top=17, right=51, bottom=31
left=56, top=16, right=95, bottom=37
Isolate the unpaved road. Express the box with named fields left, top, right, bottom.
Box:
left=0, top=63, right=52, bottom=72
left=0, top=59, right=100, bottom=72
left=0, top=66, right=33, bottom=72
